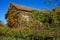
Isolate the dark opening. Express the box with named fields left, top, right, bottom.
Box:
left=44, top=37, right=53, bottom=40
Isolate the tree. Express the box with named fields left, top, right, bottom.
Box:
left=0, top=20, right=4, bottom=27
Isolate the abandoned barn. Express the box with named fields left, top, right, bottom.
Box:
left=5, top=3, right=36, bottom=28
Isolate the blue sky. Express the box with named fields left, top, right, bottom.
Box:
left=0, top=0, right=60, bottom=24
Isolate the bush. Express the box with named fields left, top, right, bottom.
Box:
left=2, top=9, right=60, bottom=40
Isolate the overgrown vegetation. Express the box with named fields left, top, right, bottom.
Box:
left=0, top=8, right=60, bottom=40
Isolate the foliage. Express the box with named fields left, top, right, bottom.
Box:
left=1, top=7, right=60, bottom=40
left=0, top=20, right=4, bottom=27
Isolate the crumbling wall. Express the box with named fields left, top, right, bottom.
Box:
left=6, top=3, right=31, bottom=28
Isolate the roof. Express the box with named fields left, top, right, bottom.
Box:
left=10, top=3, right=34, bottom=12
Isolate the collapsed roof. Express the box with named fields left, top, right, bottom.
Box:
left=10, top=3, right=34, bottom=12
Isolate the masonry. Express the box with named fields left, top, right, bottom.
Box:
left=5, top=3, right=34, bottom=28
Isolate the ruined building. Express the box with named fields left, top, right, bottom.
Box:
left=5, top=3, right=34, bottom=28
